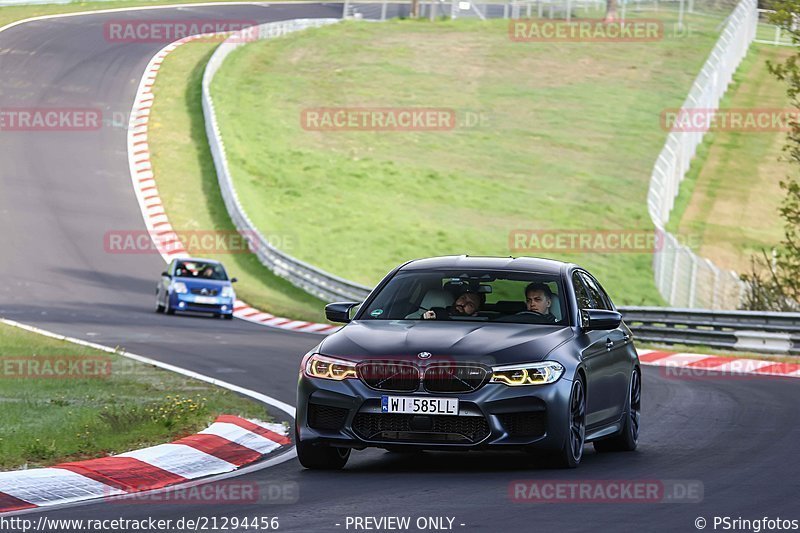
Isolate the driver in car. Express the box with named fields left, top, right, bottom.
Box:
left=522, top=282, right=557, bottom=323
left=422, top=291, right=483, bottom=320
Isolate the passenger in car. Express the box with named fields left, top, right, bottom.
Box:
left=422, top=291, right=484, bottom=319
left=523, top=282, right=557, bottom=323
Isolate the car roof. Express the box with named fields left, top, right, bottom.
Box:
left=399, top=255, right=571, bottom=275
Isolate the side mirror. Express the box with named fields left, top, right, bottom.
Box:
left=325, top=302, right=360, bottom=324
left=582, top=309, right=622, bottom=331
left=231, top=278, right=238, bottom=283
left=161, top=271, right=171, bottom=278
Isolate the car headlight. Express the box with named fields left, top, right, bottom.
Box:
left=304, top=354, right=357, bottom=381
left=490, top=361, right=564, bottom=386
left=221, top=286, right=234, bottom=298
left=172, top=281, right=188, bottom=294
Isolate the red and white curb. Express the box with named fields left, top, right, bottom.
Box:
left=0, top=415, right=290, bottom=514
left=637, top=349, right=800, bottom=378
left=126, top=33, right=339, bottom=336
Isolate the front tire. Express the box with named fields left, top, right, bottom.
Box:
left=594, top=368, right=640, bottom=453
left=296, top=427, right=350, bottom=470
left=165, top=297, right=175, bottom=315
left=555, top=377, right=586, bottom=468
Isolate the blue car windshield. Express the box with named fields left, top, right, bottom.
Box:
left=174, top=261, right=228, bottom=281
left=359, top=269, right=567, bottom=325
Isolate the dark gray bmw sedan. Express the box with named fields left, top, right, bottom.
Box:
left=296, top=256, right=641, bottom=469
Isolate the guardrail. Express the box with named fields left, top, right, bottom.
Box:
left=619, top=307, right=800, bottom=354
left=202, top=18, right=373, bottom=303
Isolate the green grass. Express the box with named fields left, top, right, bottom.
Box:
left=147, top=41, right=329, bottom=322
left=667, top=43, right=793, bottom=274
left=0, top=322, right=271, bottom=470
left=208, top=14, right=727, bottom=307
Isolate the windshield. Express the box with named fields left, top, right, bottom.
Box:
left=359, top=269, right=568, bottom=325
left=174, top=261, right=228, bottom=281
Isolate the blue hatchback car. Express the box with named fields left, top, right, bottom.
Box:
left=156, top=258, right=237, bottom=319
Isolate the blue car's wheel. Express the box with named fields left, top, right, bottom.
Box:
left=165, top=296, right=175, bottom=315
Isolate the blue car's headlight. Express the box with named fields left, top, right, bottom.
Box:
left=172, top=281, right=188, bottom=294
left=221, top=286, right=234, bottom=298
left=490, top=361, right=564, bottom=386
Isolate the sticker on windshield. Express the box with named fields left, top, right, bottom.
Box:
left=370, top=309, right=384, bottom=317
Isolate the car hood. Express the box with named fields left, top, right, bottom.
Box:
left=318, top=320, right=574, bottom=365
left=173, top=277, right=231, bottom=290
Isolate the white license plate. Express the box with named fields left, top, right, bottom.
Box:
left=194, top=296, right=219, bottom=304
left=381, top=396, right=459, bottom=415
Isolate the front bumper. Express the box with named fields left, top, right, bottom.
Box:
left=170, top=293, right=234, bottom=314
left=297, top=373, right=573, bottom=452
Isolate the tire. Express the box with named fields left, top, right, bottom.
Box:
left=223, top=314, right=234, bottom=320
left=295, top=427, right=350, bottom=470
left=594, top=368, right=640, bottom=453
left=155, top=288, right=165, bottom=313
left=165, top=298, right=175, bottom=315
left=554, top=377, right=586, bottom=468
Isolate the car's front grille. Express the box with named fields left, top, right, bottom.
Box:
left=307, top=403, right=349, bottom=431
left=357, top=362, right=420, bottom=392
left=185, top=302, right=222, bottom=309
left=423, top=365, right=489, bottom=393
left=356, top=362, right=491, bottom=393
left=497, top=411, right=547, bottom=438
left=352, top=413, right=490, bottom=444
left=190, top=288, right=219, bottom=296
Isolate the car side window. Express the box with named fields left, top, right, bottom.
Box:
left=579, top=272, right=612, bottom=311
left=589, top=275, right=615, bottom=310
left=572, top=272, right=593, bottom=310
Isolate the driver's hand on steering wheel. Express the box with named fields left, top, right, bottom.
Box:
left=422, top=310, right=436, bottom=320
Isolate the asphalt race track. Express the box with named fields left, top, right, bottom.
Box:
left=0, top=5, right=798, bottom=532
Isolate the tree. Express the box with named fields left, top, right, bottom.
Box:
left=740, top=2, right=800, bottom=310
